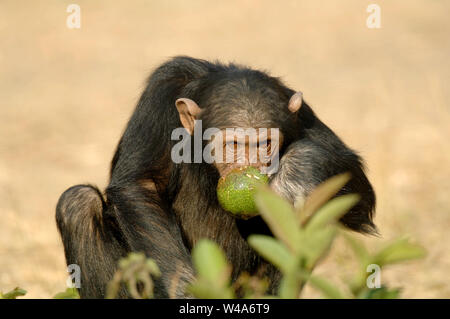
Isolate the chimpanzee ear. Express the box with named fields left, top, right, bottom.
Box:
left=175, top=98, right=202, bottom=135
left=288, top=92, right=303, bottom=113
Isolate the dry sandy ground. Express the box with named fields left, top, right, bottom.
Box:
left=0, top=0, right=449, bottom=298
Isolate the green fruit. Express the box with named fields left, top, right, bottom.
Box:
left=216, top=166, right=269, bottom=219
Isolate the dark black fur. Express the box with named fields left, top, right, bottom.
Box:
left=56, top=56, right=376, bottom=298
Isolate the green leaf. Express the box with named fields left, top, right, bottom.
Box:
left=358, top=286, right=401, bottom=299
left=145, top=259, right=162, bottom=277
left=278, top=272, right=302, bottom=299
left=187, top=280, right=234, bottom=299
left=248, top=235, right=295, bottom=273
left=192, top=239, right=231, bottom=287
left=306, top=275, right=347, bottom=299
left=301, top=227, right=338, bottom=269
left=53, top=288, right=80, bottom=299
left=0, top=287, right=27, bottom=299
left=306, top=194, right=360, bottom=231
left=373, top=238, right=426, bottom=266
left=301, top=173, right=351, bottom=224
left=254, top=186, right=301, bottom=252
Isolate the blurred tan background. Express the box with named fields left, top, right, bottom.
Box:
left=0, top=0, right=449, bottom=298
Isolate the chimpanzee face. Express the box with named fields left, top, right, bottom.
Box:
left=175, top=92, right=302, bottom=177
left=206, top=127, right=283, bottom=177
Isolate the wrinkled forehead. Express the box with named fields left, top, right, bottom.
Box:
left=200, top=96, right=291, bottom=130
left=212, top=127, right=282, bottom=142
left=202, top=106, right=280, bottom=129
left=195, top=75, right=293, bottom=131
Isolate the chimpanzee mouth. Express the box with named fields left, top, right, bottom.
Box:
left=235, top=215, right=273, bottom=240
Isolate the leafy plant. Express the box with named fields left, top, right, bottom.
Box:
left=106, top=252, right=161, bottom=299
left=53, top=288, right=80, bottom=299
left=344, top=234, right=426, bottom=298
left=187, top=239, right=234, bottom=298
left=0, top=287, right=27, bottom=299
left=187, top=173, right=426, bottom=299
left=0, top=174, right=426, bottom=299
left=247, top=173, right=358, bottom=298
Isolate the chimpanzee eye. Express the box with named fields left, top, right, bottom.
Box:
left=225, top=141, right=240, bottom=154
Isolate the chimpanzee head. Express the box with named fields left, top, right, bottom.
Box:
left=175, top=70, right=303, bottom=178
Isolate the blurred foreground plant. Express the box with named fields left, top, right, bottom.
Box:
left=2, top=174, right=425, bottom=299
left=188, top=173, right=426, bottom=299
left=106, top=252, right=161, bottom=299
left=53, top=288, right=80, bottom=299
left=0, top=287, right=27, bottom=299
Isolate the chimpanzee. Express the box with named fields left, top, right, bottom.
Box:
left=56, top=56, right=376, bottom=299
